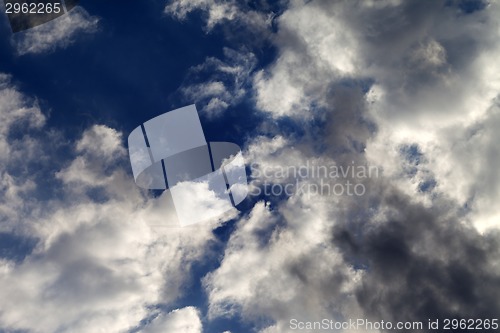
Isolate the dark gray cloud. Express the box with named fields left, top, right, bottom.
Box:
left=334, top=187, right=500, bottom=329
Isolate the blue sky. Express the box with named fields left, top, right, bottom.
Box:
left=1, top=2, right=230, bottom=135
left=1, top=1, right=500, bottom=332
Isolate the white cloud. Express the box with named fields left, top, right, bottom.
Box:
left=165, top=0, right=270, bottom=32
left=170, top=177, right=238, bottom=226
left=204, top=198, right=366, bottom=332
left=179, top=48, right=257, bottom=117
left=76, top=125, right=126, bottom=159
left=0, top=76, right=214, bottom=332
left=141, top=307, right=202, bottom=333
left=12, top=6, right=99, bottom=55
left=166, top=2, right=270, bottom=117
left=0, top=74, right=46, bottom=230
left=253, top=1, right=361, bottom=118
left=0, top=74, right=45, bottom=143
left=204, top=133, right=372, bottom=331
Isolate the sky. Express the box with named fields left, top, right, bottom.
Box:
left=0, top=0, right=500, bottom=332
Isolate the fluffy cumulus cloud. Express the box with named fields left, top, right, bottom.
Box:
left=204, top=199, right=367, bottom=332
left=0, top=74, right=46, bottom=231
left=12, top=6, right=99, bottom=55
left=0, top=75, right=214, bottom=332
left=253, top=1, right=362, bottom=118
left=165, top=0, right=500, bottom=331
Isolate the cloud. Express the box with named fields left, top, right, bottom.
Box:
left=170, top=179, right=239, bottom=226
left=354, top=0, right=500, bottom=232
left=141, top=307, right=202, bottom=333
left=2, top=0, right=500, bottom=332
left=165, top=0, right=239, bottom=30
left=12, top=6, right=99, bottom=55
left=0, top=74, right=46, bottom=230
left=179, top=48, right=257, bottom=117
left=165, top=0, right=271, bottom=33
left=204, top=199, right=367, bottom=332
left=251, top=0, right=500, bottom=229
left=166, top=1, right=273, bottom=118
left=55, top=125, right=127, bottom=189
left=333, top=188, right=500, bottom=329
left=199, top=0, right=500, bottom=331
left=0, top=74, right=214, bottom=332
left=253, top=1, right=362, bottom=118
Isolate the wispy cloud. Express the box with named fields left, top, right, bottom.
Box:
left=141, top=307, right=202, bottom=333
left=12, top=6, right=99, bottom=55
left=179, top=48, right=256, bottom=117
